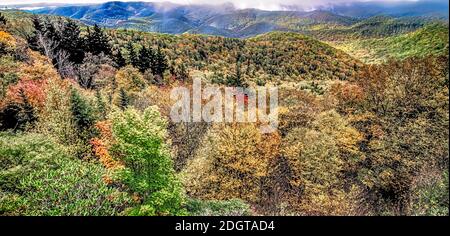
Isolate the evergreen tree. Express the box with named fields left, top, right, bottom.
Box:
left=28, top=16, right=44, bottom=51
left=152, top=46, right=168, bottom=78
left=126, top=42, right=139, bottom=67
left=136, top=46, right=154, bottom=73
left=110, top=107, right=186, bottom=216
left=225, top=54, right=247, bottom=87
left=0, top=13, right=7, bottom=26
left=118, top=88, right=129, bottom=111
left=60, top=20, right=84, bottom=64
left=84, top=24, right=111, bottom=56
left=113, top=49, right=127, bottom=68
left=95, top=89, right=107, bottom=120
left=70, top=88, right=95, bottom=132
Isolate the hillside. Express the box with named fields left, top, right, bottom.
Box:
left=333, top=23, right=449, bottom=63
left=108, top=30, right=362, bottom=83
left=0, top=5, right=449, bottom=217
left=306, top=15, right=432, bottom=41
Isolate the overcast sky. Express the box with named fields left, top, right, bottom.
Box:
left=0, top=0, right=443, bottom=11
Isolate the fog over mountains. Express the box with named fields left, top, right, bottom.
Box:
left=3, top=1, right=448, bottom=37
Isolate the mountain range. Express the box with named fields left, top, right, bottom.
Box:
left=18, top=1, right=448, bottom=38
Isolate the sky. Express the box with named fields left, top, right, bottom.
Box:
left=0, top=0, right=441, bottom=11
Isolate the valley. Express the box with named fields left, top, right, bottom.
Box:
left=0, top=1, right=448, bottom=216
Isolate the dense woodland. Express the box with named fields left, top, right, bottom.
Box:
left=0, top=11, right=448, bottom=216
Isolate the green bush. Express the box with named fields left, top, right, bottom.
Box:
left=110, top=107, right=186, bottom=216
left=0, top=132, right=131, bottom=216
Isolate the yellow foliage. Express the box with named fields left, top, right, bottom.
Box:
left=19, top=52, right=59, bottom=82
left=134, top=85, right=174, bottom=117
left=280, top=110, right=363, bottom=215
left=115, top=65, right=146, bottom=94
left=34, top=76, right=84, bottom=157
left=0, top=30, right=16, bottom=51
left=312, top=110, right=364, bottom=172
left=182, top=123, right=280, bottom=203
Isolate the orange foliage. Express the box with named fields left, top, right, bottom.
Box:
left=91, top=121, right=123, bottom=170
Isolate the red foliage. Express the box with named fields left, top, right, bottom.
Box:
left=4, top=79, right=47, bottom=109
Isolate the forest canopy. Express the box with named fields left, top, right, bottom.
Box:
left=0, top=9, right=448, bottom=216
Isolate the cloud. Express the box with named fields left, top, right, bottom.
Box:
left=0, top=0, right=440, bottom=11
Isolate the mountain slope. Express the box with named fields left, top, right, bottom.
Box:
left=109, top=30, right=362, bottom=82
left=334, top=23, right=449, bottom=63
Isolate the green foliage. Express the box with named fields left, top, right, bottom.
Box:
left=35, top=78, right=88, bottom=158
left=186, top=198, right=252, bottom=216
left=411, top=171, right=449, bottom=216
left=110, top=107, right=185, bottom=215
left=95, top=89, right=107, bottom=120
left=0, top=132, right=131, bottom=216
left=70, top=88, right=96, bottom=131
left=0, top=10, right=448, bottom=216
left=84, top=24, right=111, bottom=56
left=153, top=46, right=168, bottom=78
left=336, top=23, right=449, bottom=63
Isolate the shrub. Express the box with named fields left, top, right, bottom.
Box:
left=110, top=107, right=186, bottom=215
left=0, top=132, right=131, bottom=216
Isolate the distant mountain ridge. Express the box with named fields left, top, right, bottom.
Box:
left=26, top=1, right=449, bottom=38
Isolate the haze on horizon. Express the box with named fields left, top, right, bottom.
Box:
left=1, top=0, right=446, bottom=11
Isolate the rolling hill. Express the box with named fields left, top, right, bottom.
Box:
left=108, top=30, right=363, bottom=82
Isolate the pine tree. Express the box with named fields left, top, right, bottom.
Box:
left=84, top=24, right=111, bottom=56
left=43, top=20, right=60, bottom=44
left=225, top=54, right=247, bottom=87
left=95, top=89, right=107, bottom=120
left=136, top=46, right=154, bottom=73
left=60, top=20, right=84, bottom=64
left=0, top=13, right=7, bottom=26
left=113, top=49, right=127, bottom=68
left=70, top=88, right=95, bottom=131
left=28, top=16, right=43, bottom=51
left=126, top=42, right=139, bottom=67
left=152, top=46, right=168, bottom=78
left=118, top=88, right=129, bottom=111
